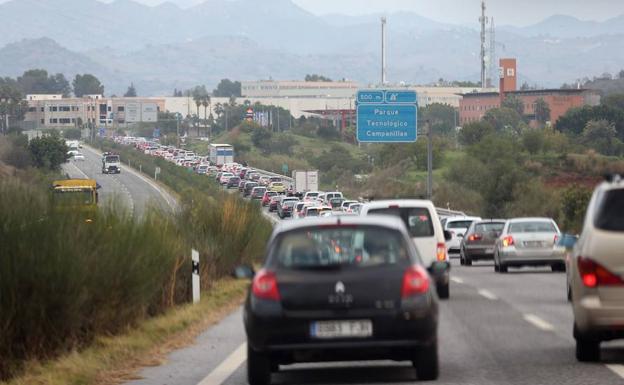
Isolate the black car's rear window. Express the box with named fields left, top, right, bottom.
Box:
left=272, top=226, right=410, bottom=270
left=367, top=207, right=434, bottom=238
left=594, top=189, right=624, bottom=231
left=448, top=220, right=474, bottom=229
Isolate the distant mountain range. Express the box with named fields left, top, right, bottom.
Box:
left=0, top=0, right=623, bottom=95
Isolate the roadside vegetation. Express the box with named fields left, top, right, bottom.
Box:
left=0, top=134, right=271, bottom=381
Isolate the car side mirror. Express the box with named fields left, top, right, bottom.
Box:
left=232, top=265, right=255, bottom=279
left=444, top=230, right=452, bottom=241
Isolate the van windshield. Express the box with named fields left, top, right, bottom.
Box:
left=367, top=207, right=434, bottom=238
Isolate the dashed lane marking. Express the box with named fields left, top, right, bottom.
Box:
left=197, top=343, right=246, bottom=385
left=477, top=289, right=498, bottom=300
left=606, top=364, right=624, bottom=379
left=450, top=277, right=464, bottom=284
left=523, top=314, right=555, bottom=331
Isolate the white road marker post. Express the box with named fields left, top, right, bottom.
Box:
left=192, top=249, right=200, bottom=304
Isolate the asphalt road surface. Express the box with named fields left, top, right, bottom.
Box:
left=62, top=145, right=175, bottom=217
left=124, top=200, right=624, bottom=385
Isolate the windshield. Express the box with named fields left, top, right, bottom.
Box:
left=509, top=221, right=557, bottom=233
left=53, top=190, right=95, bottom=205
left=272, top=226, right=410, bottom=270
left=367, top=207, right=434, bottom=238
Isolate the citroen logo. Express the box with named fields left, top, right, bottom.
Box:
left=335, top=281, right=345, bottom=294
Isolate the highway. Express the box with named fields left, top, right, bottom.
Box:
left=104, top=144, right=624, bottom=385
left=125, top=256, right=624, bottom=385
left=62, top=145, right=175, bottom=217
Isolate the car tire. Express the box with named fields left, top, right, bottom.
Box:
left=437, top=282, right=449, bottom=300
left=499, top=263, right=508, bottom=273
left=413, top=340, right=439, bottom=381
left=464, top=254, right=472, bottom=266
left=459, top=249, right=465, bottom=266
left=576, top=338, right=601, bottom=362
left=494, top=253, right=500, bottom=272
left=551, top=263, right=566, bottom=273
left=248, top=345, right=271, bottom=385
left=567, top=284, right=572, bottom=302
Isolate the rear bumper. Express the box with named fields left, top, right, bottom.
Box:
left=245, top=298, right=438, bottom=363
left=574, top=295, right=624, bottom=340
left=499, top=248, right=564, bottom=265
left=464, top=245, right=495, bottom=260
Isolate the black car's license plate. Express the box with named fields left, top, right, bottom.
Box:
left=310, top=320, right=373, bottom=339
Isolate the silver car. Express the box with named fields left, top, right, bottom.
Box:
left=570, top=176, right=624, bottom=362
left=493, top=218, right=564, bottom=273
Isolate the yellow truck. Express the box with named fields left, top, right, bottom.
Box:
left=51, top=179, right=99, bottom=222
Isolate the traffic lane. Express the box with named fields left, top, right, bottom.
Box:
left=62, top=154, right=133, bottom=213
left=81, top=146, right=171, bottom=217
left=221, top=278, right=624, bottom=385
left=125, top=308, right=247, bottom=385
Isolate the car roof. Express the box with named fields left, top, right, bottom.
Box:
left=507, top=217, right=555, bottom=223
left=446, top=216, right=482, bottom=221
left=361, top=199, right=435, bottom=210
left=273, top=215, right=409, bottom=235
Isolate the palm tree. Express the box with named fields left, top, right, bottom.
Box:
left=193, top=95, right=201, bottom=136
left=200, top=95, right=208, bottom=137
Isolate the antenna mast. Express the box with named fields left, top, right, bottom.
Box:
left=381, top=16, right=387, bottom=86
left=480, top=1, right=487, bottom=89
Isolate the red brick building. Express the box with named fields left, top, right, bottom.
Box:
left=459, top=89, right=600, bottom=126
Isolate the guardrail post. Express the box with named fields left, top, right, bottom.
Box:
left=191, top=249, right=200, bottom=304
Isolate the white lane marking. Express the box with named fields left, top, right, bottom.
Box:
left=63, top=161, right=89, bottom=179
left=523, top=314, right=555, bottom=331
left=111, top=175, right=135, bottom=217
left=477, top=289, right=498, bottom=300
left=606, top=364, right=624, bottom=379
left=197, top=342, right=246, bottom=385
left=450, top=277, right=464, bottom=284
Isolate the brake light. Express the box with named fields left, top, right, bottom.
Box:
left=502, top=236, right=514, bottom=247
left=468, top=234, right=483, bottom=242
left=577, top=257, right=624, bottom=288
left=389, top=204, right=400, bottom=209
left=554, top=234, right=559, bottom=245
left=252, top=269, right=280, bottom=301
left=436, top=242, right=447, bottom=261
left=402, top=265, right=430, bottom=297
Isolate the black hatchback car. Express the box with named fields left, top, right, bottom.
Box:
left=227, top=176, right=241, bottom=189
left=242, top=216, right=439, bottom=385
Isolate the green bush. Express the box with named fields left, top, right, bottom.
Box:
left=0, top=178, right=187, bottom=379
left=28, top=133, right=69, bottom=170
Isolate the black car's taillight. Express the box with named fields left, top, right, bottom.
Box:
left=252, top=269, right=280, bottom=301
left=401, top=265, right=430, bottom=297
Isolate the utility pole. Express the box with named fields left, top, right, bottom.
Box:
left=480, top=1, right=487, bottom=89
left=381, top=16, right=387, bottom=86
left=426, top=120, right=433, bottom=200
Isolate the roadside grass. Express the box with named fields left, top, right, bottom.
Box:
left=1, top=279, right=249, bottom=385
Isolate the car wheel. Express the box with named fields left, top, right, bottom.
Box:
left=499, top=263, right=508, bottom=273
left=459, top=249, right=465, bottom=266
left=576, top=338, right=601, bottom=362
left=464, top=253, right=472, bottom=267
left=413, top=340, right=439, bottom=381
left=437, top=282, right=449, bottom=300
left=551, top=263, right=566, bottom=273
left=247, top=345, right=271, bottom=385
left=494, top=253, right=500, bottom=272
left=567, top=283, right=572, bottom=302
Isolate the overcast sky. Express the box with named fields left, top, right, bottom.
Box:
left=3, top=0, right=623, bottom=26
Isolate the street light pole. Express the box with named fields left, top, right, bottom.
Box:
left=426, top=120, right=433, bottom=200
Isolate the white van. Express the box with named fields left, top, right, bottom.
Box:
left=360, top=200, right=451, bottom=299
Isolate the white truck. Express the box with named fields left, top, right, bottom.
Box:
left=292, top=170, right=319, bottom=194
left=209, top=144, right=234, bottom=166
left=101, top=152, right=121, bottom=174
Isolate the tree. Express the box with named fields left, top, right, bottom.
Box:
left=212, top=79, right=241, bottom=97
left=555, top=105, right=624, bottom=139
left=172, top=88, right=183, bottom=97
left=602, top=94, right=624, bottom=111
left=580, top=120, right=622, bottom=156
left=17, top=69, right=71, bottom=96
left=0, top=78, right=28, bottom=134
left=72, top=74, right=104, bottom=97
left=124, top=83, right=137, bottom=97
left=522, top=129, right=545, bottom=155
left=201, top=95, right=211, bottom=137
left=619, top=70, right=624, bottom=80
left=483, top=107, right=524, bottom=134
left=502, top=95, right=525, bottom=117
left=420, top=103, right=457, bottom=135
left=28, top=133, right=69, bottom=170
left=459, top=121, right=495, bottom=145
left=304, top=74, right=332, bottom=82
left=534, top=98, right=551, bottom=124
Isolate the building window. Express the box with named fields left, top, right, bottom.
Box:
left=117, top=106, right=125, bottom=112
left=59, top=106, right=70, bottom=112
left=49, top=118, right=58, bottom=124
left=40, top=107, right=44, bottom=112
left=59, top=118, right=71, bottom=124
left=107, top=106, right=112, bottom=112
left=49, top=106, right=57, bottom=112
left=28, top=107, right=36, bottom=112
left=71, top=118, right=76, bottom=123
left=40, top=119, right=44, bottom=124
